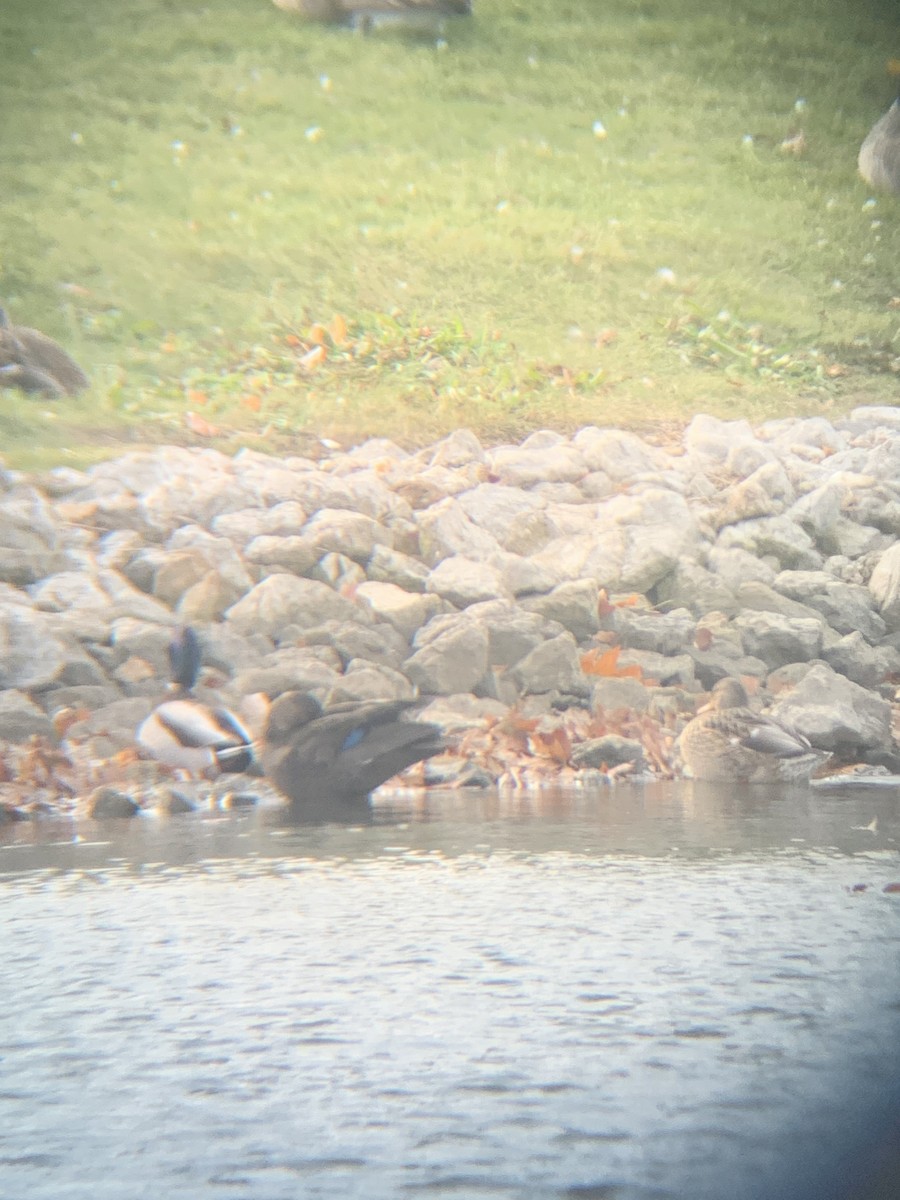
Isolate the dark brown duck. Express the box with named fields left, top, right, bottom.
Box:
left=261, top=691, right=445, bottom=820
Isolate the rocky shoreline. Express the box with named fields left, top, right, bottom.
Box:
left=3, top=406, right=900, bottom=819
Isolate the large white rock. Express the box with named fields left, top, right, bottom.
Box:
left=226, top=574, right=364, bottom=636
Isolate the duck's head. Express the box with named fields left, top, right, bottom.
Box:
left=708, top=677, right=751, bottom=711
left=264, top=691, right=325, bottom=746
left=168, top=625, right=202, bottom=692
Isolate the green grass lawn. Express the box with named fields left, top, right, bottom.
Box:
left=0, top=0, right=897, bottom=467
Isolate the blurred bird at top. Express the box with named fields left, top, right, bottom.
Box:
left=858, top=62, right=900, bottom=198
left=271, top=0, right=472, bottom=35
left=0, top=306, right=88, bottom=398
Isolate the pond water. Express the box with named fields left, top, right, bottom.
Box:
left=2, top=781, right=900, bottom=1200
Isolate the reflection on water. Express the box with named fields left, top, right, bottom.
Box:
left=1, top=782, right=899, bottom=1200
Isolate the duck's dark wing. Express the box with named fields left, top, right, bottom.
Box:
left=739, top=716, right=814, bottom=759
left=327, top=719, right=445, bottom=797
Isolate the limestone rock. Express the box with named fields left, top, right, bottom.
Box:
left=519, top=579, right=600, bottom=643
left=356, top=581, right=444, bottom=639
left=773, top=570, right=885, bottom=642
left=868, top=543, right=900, bottom=630
left=571, top=735, right=645, bottom=770
left=417, top=496, right=504, bottom=567
left=0, top=608, right=69, bottom=690
left=426, top=556, right=509, bottom=608
left=226, top=574, right=364, bottom=636
left=0, top=690, right=54, bottom=741
left=405, top=617, right=490, bottom=695
left=509, top=631, right=587, bottom=696
left=367, top=544, right=430, bottom=592
left=771, top=663, right=891, bottom=754
left=611, top=606, right=695, bottom=656
left=732, top=610, right=823, bottom=668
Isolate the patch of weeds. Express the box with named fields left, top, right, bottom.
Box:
left=212, top=310, right=602, bottom=416
left=667, top=306, right=841, bottom=387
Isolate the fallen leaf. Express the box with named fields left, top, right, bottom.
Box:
left=329, top=314, right=348, bottom=345
left=580, top=645, right=643, bottom=680
left=528, top=727, right=572, bottom=763
left=185, top=411, right=220, bottom=436
left=242, top=393, right=262, bottom=412
left=187, top=389, right=208, bottom=406
left=299, top=345, right=327, bottom=372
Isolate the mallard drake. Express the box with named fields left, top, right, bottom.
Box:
left=858, top=96, right=900, bottom=197
left=261, top=691, right=445, bottom=820
left=0, top=307, right=88, bottom=397
left=271, top=0, right=471, bottom=31
left=136, top=626, right=256, bottom=775
left=677, top=677, right=830, bottom=784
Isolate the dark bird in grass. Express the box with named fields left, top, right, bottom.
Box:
left=261, top=691, right=445, bottom=821
left=859, top=94, right=900, bottom=197
left=136, top=626, right=256, bottom=776
left=271, top=0, right=471, bottom=34
left=677, top=677, right=830, bottom=785
left=0, top=307, right=88, bottom=397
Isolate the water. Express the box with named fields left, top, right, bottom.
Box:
left=2, top=781, right=900, bottom=1200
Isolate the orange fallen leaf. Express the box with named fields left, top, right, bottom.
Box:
left=528, top=727, right=572, bottom=763
left=284, top=333, right=302, bottom=347
left=299, top=345, right=327, bottom=371
left=187, top=389, right=208, bottom=406
left=695, top=627, right=713, bottom=652
left=329, top=314, right=348, bottom=345
left=185, top=411, right=220, bottom=436
left=242, top=393, right=262, bottom=412
left=580, top=645, right=643, bottom=680
left=112, top=747, right=141, bottom=767
left=309, top=324, right=328, bottom=346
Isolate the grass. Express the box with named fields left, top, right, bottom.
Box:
left=0, top=0, right=898, bottom=468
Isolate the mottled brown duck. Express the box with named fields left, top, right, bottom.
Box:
left=858, top=96, right=900, bottom=197
left=677, top=678, right=830, bottom=784
left=261, top=691, right=445, bottom=821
